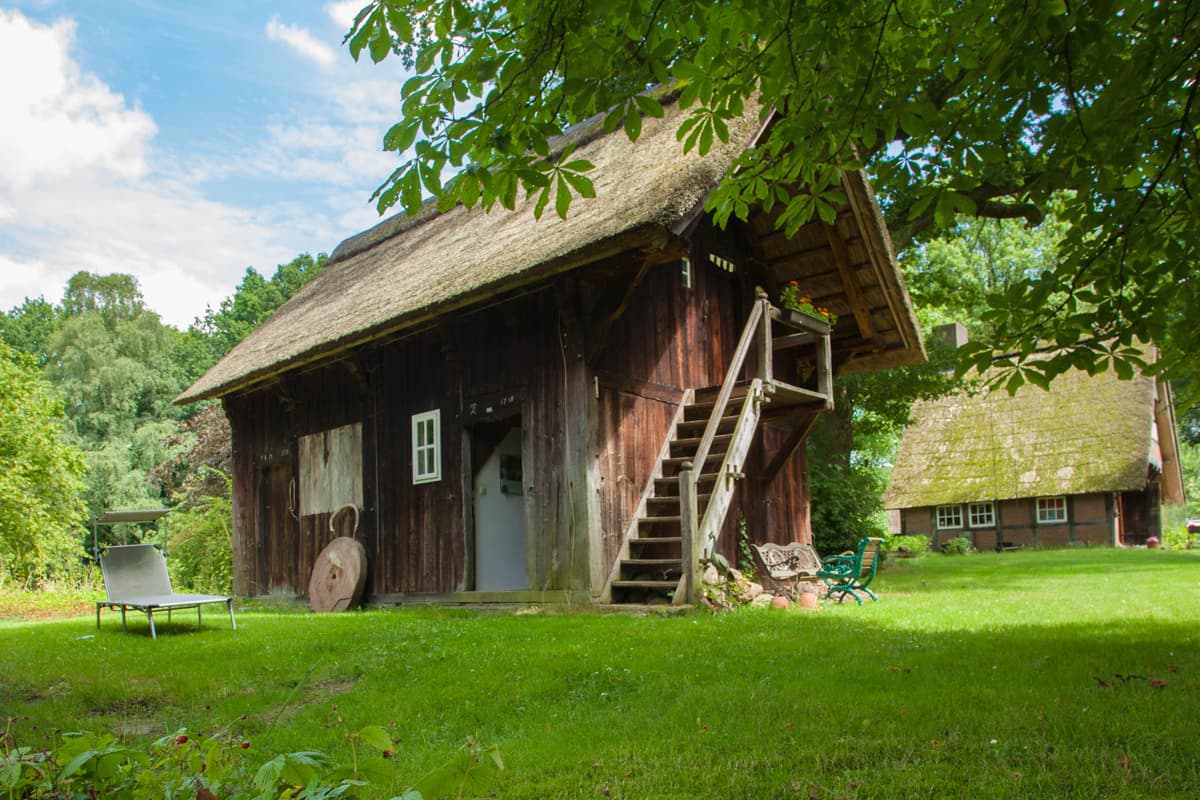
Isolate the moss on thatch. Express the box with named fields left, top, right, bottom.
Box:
left=884, top=366, right=1159, bottom=509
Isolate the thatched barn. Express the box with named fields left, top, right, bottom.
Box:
left=884, top=361, right=1185, bottom=549
left=178, top=98, right=924, bottom=604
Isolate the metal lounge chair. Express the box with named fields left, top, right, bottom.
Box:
left=96, top=544, right=236, bottom=639
left=816, top=537, right=884, bottom=604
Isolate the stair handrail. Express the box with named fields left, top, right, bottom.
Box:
left=689, top=291, right=772, bottom=477
left=678, top=292, right=772, bottom=603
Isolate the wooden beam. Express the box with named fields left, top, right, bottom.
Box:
left=762, top=413, right=822, bottom=487
left=773, top=332, right=817, bottom=351
left=594, top=369, right=685, bottom=405
left=823, top=221, right=877, bottom=341
left=587, top=241, right=690, bottom=364
left=556, top=277, right=601, bottom=598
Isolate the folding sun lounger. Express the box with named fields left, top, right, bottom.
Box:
left=96, top=544, right=236, bottom=639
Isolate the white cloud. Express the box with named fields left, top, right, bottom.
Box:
left=0, top=8, right=411, bottom=328
left=265, top=16, right=338, bottom=67
left=325, top=1, right=366, bottom=30
left=0, top=9, right=156, bottom=189
left=3, top=169, right=303, bottom=325
left=0, top=10, right=321, bottom=327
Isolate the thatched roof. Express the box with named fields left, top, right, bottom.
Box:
left=179, top=99, right=923, bottom=404
left=884, top=365, right=1184, bottom=509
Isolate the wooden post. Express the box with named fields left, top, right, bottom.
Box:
left=556, top=279, right=600, bottom=600
left=678, top=461, right=701, bottom=605
left=1105, top=492, right=1118, bottom=546
left=755, top=289, right=772, bottom=384
left=817, top=325, right=833, bottom=409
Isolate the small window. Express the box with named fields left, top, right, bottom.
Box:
left=412, top=410, right=441, bottom=484
left=1037, top=496, right=1067, bottom=524
left=968, top=502, right=995, bottom=528
left=936, top=505, right=963, bottom=529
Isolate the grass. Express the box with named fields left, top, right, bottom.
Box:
left=2, top=547, right=1198, bottom=798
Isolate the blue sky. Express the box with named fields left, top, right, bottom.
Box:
left=0, top=1, right=408, bottom=327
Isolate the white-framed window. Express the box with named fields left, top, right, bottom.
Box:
left=968, top=502, right=995, bottom=528
left=412, top=409, right=441, bottom=484
left=936, top=505, right=963, bottom=529
left=1037, top=496, right=1067, bottom=524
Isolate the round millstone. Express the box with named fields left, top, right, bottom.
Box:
left=308, top=536, right=368, bottom=612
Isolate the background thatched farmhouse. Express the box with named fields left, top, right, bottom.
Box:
left=179, top=99, right=924, bottom=604
left=885, top=361, right=1185, bottom=549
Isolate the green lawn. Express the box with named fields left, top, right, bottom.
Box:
left=2, top=548, right=1198, bottom=798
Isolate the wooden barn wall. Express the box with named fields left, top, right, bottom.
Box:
left=591, top=249, right=747, bottom=572
left=369, top=328, right=462, bottom=595
left=225, top=219, right=818, bottom=600
left=226, top=286, right=584, bottom=599
left=370, top=287, right=584, bottom=597
left=224, top=360, right=371, bottom=598
left=589, top=222, right=812, bottom=573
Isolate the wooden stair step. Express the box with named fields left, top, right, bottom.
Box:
left=670, top=433, right=732, bottom=454
left=686, top=388, right=751, bottom=418
left=639, top=515, right=681, bottom=526
left=655, top=473, right=720, bottom=493
left=612, top=580, right=679, bottom=589
left=692, top=382, right=751, bottom=404
left=676, top=414, right=740, bottom=434
left=662, top=453, right=724, bottom=472
left=646, top=494, right=711, bottom=508
left=629, top=536, right=683, bottom=547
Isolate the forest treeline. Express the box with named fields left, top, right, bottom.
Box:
left=2, top=215, right=1195, bottom=592
left=0, top=255, right=325, bottom=591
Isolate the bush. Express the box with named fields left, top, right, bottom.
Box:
left=886, top=534, right=930, bottom=557
left=941, top=535, right=973, bottom=555
left=1161, top=526, right=1193, bottom=551
left=165, top=489, right=233, bottom=595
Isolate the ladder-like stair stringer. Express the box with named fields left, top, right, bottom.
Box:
left=606, top=380, right=764, bottom=604
left=601, top=292, right=835, bottom=606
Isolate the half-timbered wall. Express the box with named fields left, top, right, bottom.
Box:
left=899, top=492, right=1141, bottom=550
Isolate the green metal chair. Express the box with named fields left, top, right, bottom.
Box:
left=816, top=537, right=884, bottom=604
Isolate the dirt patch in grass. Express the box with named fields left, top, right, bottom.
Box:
left=0, top=593, right=95, bottom=622
left=87, top=698, right=167, bottom=738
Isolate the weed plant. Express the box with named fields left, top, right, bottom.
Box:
left=2, top=548, right=1197, bottom=798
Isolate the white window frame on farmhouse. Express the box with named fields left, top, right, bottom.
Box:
left=412, top=409, right=441, bottom=485
left=968, top=502, right=995, bottom=528
left=1037, top=496, right=1067, bottom=524
left=936, top=505, right=963, bottom=529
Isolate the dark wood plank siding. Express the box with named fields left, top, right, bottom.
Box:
left=371, top=329, right=462, bottom=595
left=591, top=253, right=742, bottom=568
left=225, top=360, right=374, bottom=597
left=225, top=225, right=815, bottom=600
left=595, top=388, right=676, bottom=571
left=225, top=286, right=584, bottom=599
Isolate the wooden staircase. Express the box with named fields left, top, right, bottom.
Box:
left=602, top=292, right=836, bottom=606
left=608, top=385, right=757, bottom=604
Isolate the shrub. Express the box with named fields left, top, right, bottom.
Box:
left=941, top=535, right=973, bottom=555
left=886, top=534, right=930, bottom=557
left=1161, top=526, right=1193, bottom=551
left=165, top=485, right=233, bottom=595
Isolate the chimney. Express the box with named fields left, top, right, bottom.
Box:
left=935, top=323, right=968, bottom=349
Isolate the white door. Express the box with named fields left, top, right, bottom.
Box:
left=474, top=426, right=527, bottom=591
